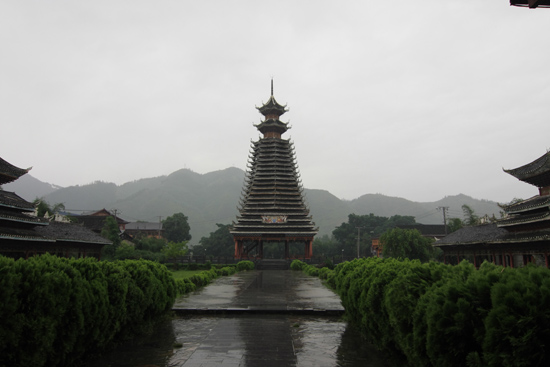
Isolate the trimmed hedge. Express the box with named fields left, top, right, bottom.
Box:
left=173, top=261, right=253, bottom=296
left=291, top=259, right=334, bottom=279
left=236, top=260, right=255, bottom=272
left=324, top=257, right=550, bottom=367
left=0, top=254, right=177, bottom=367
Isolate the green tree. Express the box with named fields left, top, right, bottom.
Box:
left=447, top=217, right=463, bottom=233
left=313, top=234, right=339, bottom=257
left=198, top=223, right=234, bottom=257
left=100, top=216, right=121, bottom=258
left=333, top=214, right=416, bottom=257
left=32, top=198, right=65, bottom=218
left=134, top=237, right=167, bottom=253
left=380, top=228, right=434, bottom=263
left=162, top=213, right=191, bottom=243
left=161, top=241, right=188, bottom=261
left=462, top=204, right=479, bottom=226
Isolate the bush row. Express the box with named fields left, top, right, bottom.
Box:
left=290, top=259, right=334, bottom=280
left=324, top=257, right=550, bottom=367
left=0, top=254, right=177, bottom=367
left=174, top=261, right=254, bottom=295
left=165, top=262, right=241, bottom=271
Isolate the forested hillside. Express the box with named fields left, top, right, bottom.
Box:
left=7, top=168, right=503, bottom=243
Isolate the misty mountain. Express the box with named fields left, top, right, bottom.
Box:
left=3, top=174, right=62, bottom=201
left=5, top=168, right=502, bottom=243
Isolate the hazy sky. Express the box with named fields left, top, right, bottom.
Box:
left=2, top=1, right=549, bottom=203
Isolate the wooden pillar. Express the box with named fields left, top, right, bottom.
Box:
left=305, top=239, right=313, bottom=259
left=473, top=251, right=477, bottom=268
left=259, top=240, right=263, bottom=259
left=234, top=239, right=242, bottom=259
left=509, top=252, right=514, bottom=268
left=285, top=240, right=289, bottom=259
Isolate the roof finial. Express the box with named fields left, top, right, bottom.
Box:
left=271, top=78, right=274, bottom=96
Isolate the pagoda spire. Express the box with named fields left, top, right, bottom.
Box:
left=255, top=80, right=289, bottom=138
left=231, top=87, right=317, bottom=260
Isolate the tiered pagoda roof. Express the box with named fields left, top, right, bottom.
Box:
left=437, top=150, right=550, bottom=251
left=510, top=0, right=550, bottom=8
left=503, top=150, right=550, bottom=189
left=231, top=86, right=317, bottom=242
left=0, top=156, right=111, bottom=258
left=0, top=157, right=31, bottom=185
left=497, top=151, right=550, bottom=230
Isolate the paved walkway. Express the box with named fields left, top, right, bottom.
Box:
left=172, top=269, right=344, bottom=314
left=84, top=270, right=392, bottom=367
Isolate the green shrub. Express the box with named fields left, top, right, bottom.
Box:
left=303, top=264, right=319, bottom=276
left=236, top=260, right=255, bottom=271
left=318, top=267, right=333, bottom=280
left=290, top=259, right=306, bottom=271
left=175, top=278, right=196, bottom=295
left=326, top=258, right=550, bottom=367
left=0, top=254, right=177, bottom=367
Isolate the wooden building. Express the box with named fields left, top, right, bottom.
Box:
left=0, top=157, right=110, bottom=259
left=230, top=83, right=318, bottom=259
left=510, top=0, right=550, bottom=8
left=125, top=222, right=163, bottom=239
left=435, top=150, right=550, bottom=268
left=70, top=208, right=129, bottom=233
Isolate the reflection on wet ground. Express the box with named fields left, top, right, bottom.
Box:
left=84, top=270, right=393, bottom=367
left=84, top=315, right=391, bottom=367
left=173, top=270, right=344, bottom=312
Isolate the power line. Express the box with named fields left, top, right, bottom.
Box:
left=436, top=206, right=449, bottom=235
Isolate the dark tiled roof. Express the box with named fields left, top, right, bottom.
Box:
left=256, top=95, right=288, bottom=117
left=0, top=190, right=35, bottom=211
left=70, top=212, right=129, bottom=231
left=35, top=222, right=111, bottom=244
left=504, top=151, right=550, bottom=188
left=70, top=216, right=108, bottom=231
left=435, top=224, right=508, bottom=246
left=511, top=1, right=550, bottom=8
left=0, top=157, right=30, bottom=185
left=503, top=195, right=550, bottom=214
left=0, top=208, right=48, bottom=226
left=0, top=226, right=52, bottom=242
left=231, top=137, right=317, bottom=238
left=497, top=211, right=550, bottom=227
left=435, top=223, right=550, bottom=247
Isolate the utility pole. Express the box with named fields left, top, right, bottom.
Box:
left=356, top=226, right=364, bottom=258
left=158, top=216, right=162, bottom=238
left=437, top=207, right=449, bottom=235
left=112, top=209, right=119, bottom=230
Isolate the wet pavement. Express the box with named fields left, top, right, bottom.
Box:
left=173, top=270, right=344, bottom=314
left=84, top=270, right=394, bottom=367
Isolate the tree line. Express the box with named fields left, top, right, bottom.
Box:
left=31, top=197, right=491, bottom=262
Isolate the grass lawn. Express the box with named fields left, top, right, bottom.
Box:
left=171, top=270, right=204, bottom=280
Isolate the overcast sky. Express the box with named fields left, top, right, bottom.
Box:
left=2, top=1, right=549, bottom=204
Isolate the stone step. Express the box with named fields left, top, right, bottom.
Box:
left=256, top=259, right=290, bottom=270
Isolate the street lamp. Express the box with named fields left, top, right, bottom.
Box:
left=341, top=248, right=344, bottom=262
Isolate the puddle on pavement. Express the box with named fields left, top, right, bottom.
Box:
left=83, top=315, right=395, bottom=367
